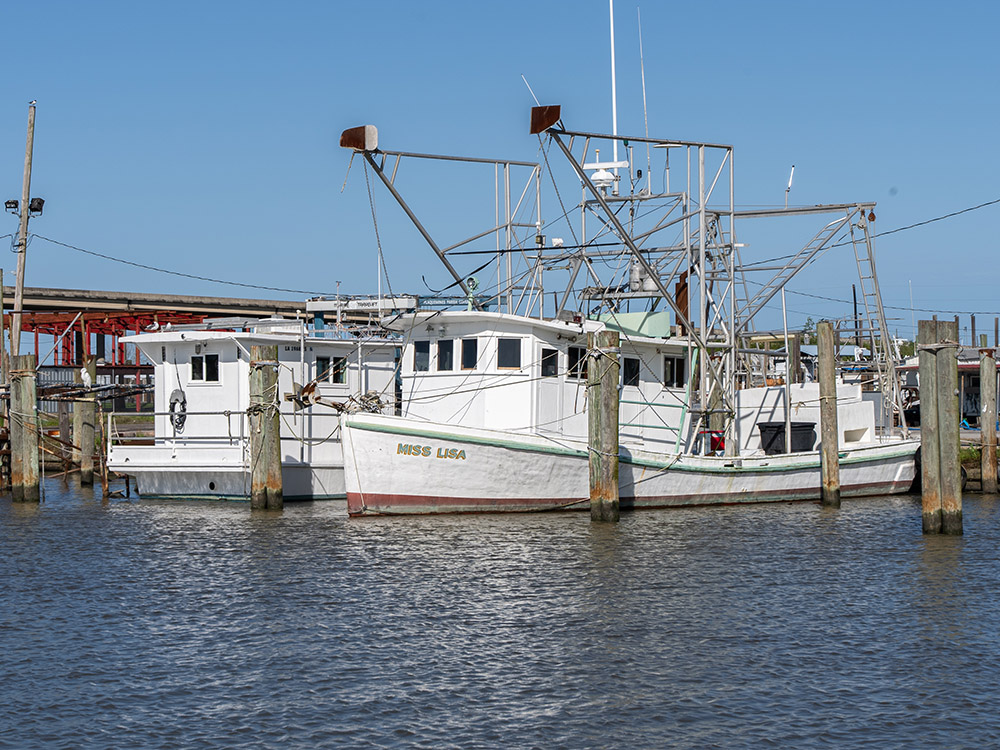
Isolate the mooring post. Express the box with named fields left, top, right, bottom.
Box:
left=817, top=321, right=840, bottom=507
left=249, top=345, right=283, bottom=511
left=96, top=403, right=109, bottom=499
left=789, top=333, right=801, bottom=386
left=57, top=400, right=71, bottom=471
left=588, top=330, right=620, bottom=522
left=71, top=367, right=82, bottom=465
left=9, top=357, right=22, bottom=500
left=79, top=357, right=97, bottom=486
left=980, top=345, right=997, bottom=493
left=937, top=320, right=963, bottom=533
left=10, top=354, right=39, bottom=502
left=918, top=320, right=943, bottom=533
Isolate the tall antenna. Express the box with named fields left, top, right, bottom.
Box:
left=609, top=0, right=619, bottom=181
left=785, top=164, right=795, bottom=208
left=638, top=7, right=651, bottom=191
left=521, top=74, right=541, bottom=106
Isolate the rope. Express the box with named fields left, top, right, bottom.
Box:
left=917, top=341, right=960, bottom=352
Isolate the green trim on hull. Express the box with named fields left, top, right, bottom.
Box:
left=347, top=418, right=918, bottom=474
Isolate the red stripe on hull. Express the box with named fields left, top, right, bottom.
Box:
left=347, top=477, right=913, bottom=516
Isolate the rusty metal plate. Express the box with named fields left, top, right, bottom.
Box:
left=340, top=125, right=378, bottom=151
left=529, top=105, right=561, bottom=134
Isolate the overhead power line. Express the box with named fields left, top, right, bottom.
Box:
left=32, top=234, right=329, bottom=296
left=741, top=197, right=1000, bottom=269
left=25, top=195, right=1000, bottom=306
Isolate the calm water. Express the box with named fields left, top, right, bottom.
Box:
left=3, top=482, right=1000, bottom=749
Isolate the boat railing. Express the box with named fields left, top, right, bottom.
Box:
left=107, top=410, right=248, bottom=449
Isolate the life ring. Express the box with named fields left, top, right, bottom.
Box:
left=169, top=389, right=187, bottom=432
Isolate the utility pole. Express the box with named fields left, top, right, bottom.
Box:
left=11, top=101, right=37, bottom=357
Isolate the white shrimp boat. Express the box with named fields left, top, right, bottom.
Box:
left=106, top=318, right=398, bottom=500
left=340, top=311, right=916, bottom=515
left=336, top=107, right=918, bottom=515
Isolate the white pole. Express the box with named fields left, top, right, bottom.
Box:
left=781, top=289, right=792, bottom=454
left=638, top=7, right=651, bottom=191
left=609, top=0, right=619, bottom=172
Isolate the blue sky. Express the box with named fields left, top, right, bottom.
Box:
left=0, top=0, right=997, bottom=339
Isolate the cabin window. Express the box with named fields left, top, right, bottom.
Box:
left=438, top=340, right=453, bottom=371
left=414, top=341, right=430, bottom=372
left=623, top=357, right=640, bottom=387
left=461, top=338, right=478, bottom=370
left=330, top=356, right=347, bottom=384
left=315, top=356, right=330, bottom=381
left=664, top=355, right=686, bottom=388
left=567, top=346, right=588, bottom=380
left=498, top=338, right=521, bottom=369
left=191, top=353, right=220, bottom=383
left=541, top=348, right=558, bottom=377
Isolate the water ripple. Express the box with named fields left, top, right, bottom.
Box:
left=3, top=485, right=1000, bottom=747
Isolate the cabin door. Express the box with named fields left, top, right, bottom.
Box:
left=535, top=345, right=563, bottom=435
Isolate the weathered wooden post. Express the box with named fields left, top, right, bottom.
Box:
left=918, top=319, right=942, bottom=532
left=10, top=354, right=39, bottom=502
left=9, top=358, right=22, bottom=499
left=249, top=345, right=283, bottom=510
left=79, top=357, right=97, bottom=485
left=588, top=330, right=620, bottom=522
left=789, top=333, right=801, bottom=385
left=817, top=321, right=840, bottom=507
left=71, top=367, right=82, bottom=465
left=97, top=404, right=110, bottom=499
left=57, top=400, right=71, bottom=471
left=938, top=320, right=962, bottom=533
left=980, top=345, right=997, bottom=493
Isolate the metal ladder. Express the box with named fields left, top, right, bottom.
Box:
left=851, top=213, right=907, bottom=434
left=734, top=211, right=853, bottom=336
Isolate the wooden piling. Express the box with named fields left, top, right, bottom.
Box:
left=817, top=321, right=840, bottom=507
left=9, top=362, right=22, bottom=500
left=789, top=334, right=801, bottom=385
left=980, top=346, right=997, bottom=493
left=249, top=345, right=283, bottom=510
left=71, top=368, right=83, bottom=465
left=79, top=357, right=97, bottom=486
left=918, top=319, right=943, bottom=533
left=936, top=320, right=963, bottom=533
left=588, top=330, right=620, bottom=522
left=57, top=401, right=71, bottom=471
left=10, top=354, right=39, bottom=502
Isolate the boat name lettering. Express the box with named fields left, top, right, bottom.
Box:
left=396, top=443, right=466, bottom=460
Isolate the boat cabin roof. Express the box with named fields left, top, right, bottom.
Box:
left=120, top=330, right=394, bottom=347
left=383, top=310, right=681, bottom=349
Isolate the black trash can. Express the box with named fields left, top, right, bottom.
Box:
left=757, top=421, right=816, bottom=455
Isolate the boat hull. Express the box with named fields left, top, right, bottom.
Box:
left=341, top=413, right=918, bottom=515
left=108, top=445, right=346, bottom=501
